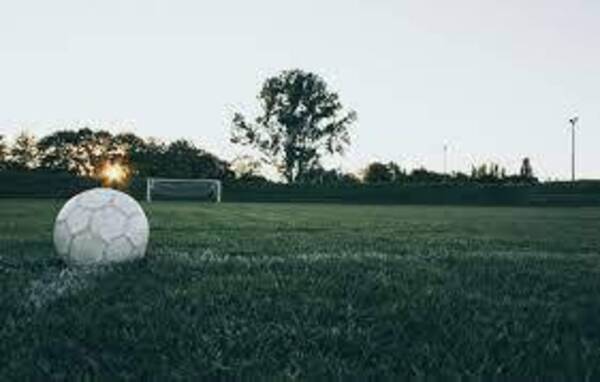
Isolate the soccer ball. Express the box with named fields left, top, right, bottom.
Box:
left=53, top=188, right=149, bottom=266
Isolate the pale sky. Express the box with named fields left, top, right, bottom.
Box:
left=0, top=0, right=598, bottom=180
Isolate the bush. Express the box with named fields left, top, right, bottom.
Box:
left=0, top=170, right=99, bottom=199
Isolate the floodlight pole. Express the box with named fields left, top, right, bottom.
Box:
left=569, top=117, right=578, bottom=182
left=443, top=144, right=448, bottom=174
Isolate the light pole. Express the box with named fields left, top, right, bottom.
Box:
left=443, top=143, right=448, bottom=174
left=569, top=116, right=579, bottom=182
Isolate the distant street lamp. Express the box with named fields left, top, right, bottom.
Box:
left=443, top=143, right=448, bottom=174
left=569, top=116, right=579, bottom=182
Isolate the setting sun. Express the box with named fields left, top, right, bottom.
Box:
left=100, top=162, right=128, bottom=186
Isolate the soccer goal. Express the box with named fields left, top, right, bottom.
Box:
left=146, top=178, right=222, bottom=203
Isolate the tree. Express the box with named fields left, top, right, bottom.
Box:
left=298, top=166, right=360, bottom=185
left=470, top=162, right=506, bottom=183
left=37, top=130, right=79, bottom=172
left=0, top=135, right=7, bottom=170
left=112, top=132, right=149, bottom=177
left=363, top=161, right=407, bottom=184
left=130, top=138, right=167, bottom=177
left=410, top=167, right=447, bottom=183
left=520, top=157, right=534, bottom=179
left=154, top=139, right=232, bottom=180
left=10, top=132, right=39, bottom=170
left=162, top=139, right=203, bottom=178
left=38, top=128, right=116, bottom=177
left=231, top=69, right=357, bottom=183
left=364, top=162, right=394, bottom=183
left=112, top=132, right=146, bottom=161
left=387, top=162, right=406, bottom=182
left=37, top=129, right=148, bottom=177
left=71, top=128, right=115, bottom=177
left=231, top=155, right=263, bottom=180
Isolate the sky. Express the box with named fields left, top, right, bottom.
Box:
left=0, top=0, right=598, bottom=180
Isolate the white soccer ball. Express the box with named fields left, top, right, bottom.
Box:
left=53, top=188, right=149, bottom=266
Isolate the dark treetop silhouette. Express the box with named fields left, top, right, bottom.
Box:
left=231, top=69, right=357, bottom=184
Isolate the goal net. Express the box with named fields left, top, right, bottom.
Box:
left=146, top=178, right=222, bottom=202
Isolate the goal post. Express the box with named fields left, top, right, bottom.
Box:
left=146, top=178, right=222, bottom=203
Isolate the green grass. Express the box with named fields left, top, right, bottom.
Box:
left=2, top=200, right=600, bottom=378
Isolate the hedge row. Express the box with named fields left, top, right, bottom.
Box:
left=220, top=183, right=600, bottom=206
left=2, top=171, right=600, bottom=206
left=0, top=171, right=100, bottom=199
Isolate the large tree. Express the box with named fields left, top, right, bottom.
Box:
left=10, top=132, right=39, bottom=170
left=37, top=130, right=79, bottom=172
left=231, top=155, right=263, bottom=180
left=129, top=138, right=167, bottom=177
left=231, top=69, right=357, bottom=183
left=37, top=128, right=121, bottom=176
left=71, top=128, right=116, bottom=177
left=138, top=139, right=232, bottom=180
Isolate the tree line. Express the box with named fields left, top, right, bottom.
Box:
left=0, top=68, right=537, bottom=186
left=362, top=159, right=536, bottom=185
left=0, top=129, right=537, bottom=186
left=0, top=130, right=235, bottom=183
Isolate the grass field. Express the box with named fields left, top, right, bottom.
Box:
left=2, top=200, right=600, bottom=378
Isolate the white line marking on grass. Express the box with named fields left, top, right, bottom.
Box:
left=158, top=249, right=412, bottom=265
left=23, top=266, right=109, bottom=310
left=156, top=249, right=599, bottom=266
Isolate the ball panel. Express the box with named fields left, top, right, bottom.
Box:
left=65, top=206, right=92, bottom=235
left=125, top=215, right=150, bottom=248
left=70, top=231, right=106, bottom=265
left=112, top=192, right=144, bottom=217
left=91, top=207, right=127, bottom=242
left=53, top=220, right=72, bottom=256
left=131, top=240, right=147, bottom=259
left=56, top=195, right=80, bottom=222
left=78, top=188, right=115, bottom=209
left=105, top=236, right=134, bottom=262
